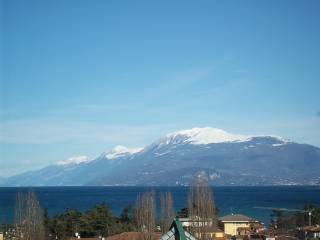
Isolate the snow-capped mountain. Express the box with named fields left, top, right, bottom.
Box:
left=1, top=127, right=320, bottom=186
left=104, top=145, right=144, bottom=160
left=57, top=155, right=92, bottom=166
left=164, top=127, right=251, bottom=145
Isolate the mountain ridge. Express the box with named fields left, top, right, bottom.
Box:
left=1, top=127, right=319, bottom=186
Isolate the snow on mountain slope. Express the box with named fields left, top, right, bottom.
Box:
left=105, top=145, right=144, bottom=159
left=159, top=127, right=251, bottom=145
left=57, top=155, right=91, bottom=166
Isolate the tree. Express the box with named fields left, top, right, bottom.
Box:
left=304, top=204, right=320, bottom=225
left=177, top=208, right=189, bottom=218
left=15, top=191, right=45, bottom=240
left=187, top=174, right=217, bottom=240
left=63, top=209, right=82, bottom=237
left=43, top=208, right=51, bottom=239
left=120, top=204, right=135, bottom=224
left=135, top=191, right=156, bottom=240
left=47, top=203, right=136, bottom=239
left=160, top=192, right=175, bottom=233
left=80, top=203, right=113, bottom=237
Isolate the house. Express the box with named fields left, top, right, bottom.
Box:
left=248, top=234, right=265, bottom=240
left=200, top=227, right=227, bottom=240
left=107, top=232, right=161, bottom=240
left=265, top=236, right=276, bottom=240
left=179, top=218, right=193, bottom=228
left=179, top=217, right=213, bottom=228
left=160, top=219, right=196, bottom=240
left=68, top=238, right=101, bottom=240
left=176, top=218, right=227, bottom=240
left=298, top=225, right=320, bottom=240
left=236, top=223, right=265, bottom=236
left=219, top=214, right=260, bottom=236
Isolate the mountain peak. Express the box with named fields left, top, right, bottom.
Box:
left=164, top=127, right=250, bottom=145
left=105, top=145, right=143, bottom=160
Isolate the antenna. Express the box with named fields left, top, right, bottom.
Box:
left=230, top=207, right=234, bottom=215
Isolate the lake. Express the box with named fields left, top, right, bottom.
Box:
left=0, top=186, right=319, bottom=225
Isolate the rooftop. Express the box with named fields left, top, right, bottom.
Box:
left=107, top=232, right=161, bottom=240
left=301, top=225, right=320, bottom=232
left=161, top=219, right=196, bottom=240
left=219, top=214, right=257, bottom=222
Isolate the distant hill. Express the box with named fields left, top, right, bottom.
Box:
left=2, top=127, right=320, bottom=186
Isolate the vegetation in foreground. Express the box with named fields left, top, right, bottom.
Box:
left=45, top=203, right=136, bottom=239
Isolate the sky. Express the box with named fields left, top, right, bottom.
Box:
left=1, top=0, right=320, bottom=177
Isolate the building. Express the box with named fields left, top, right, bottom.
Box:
left=68, top=238, right=101, bottom=240
left=298, top=225, right=320, bottom=240
left=219, top=214, right=260, bottom=236
left=200, top=227, right=226, bottom=240
left=179, top=217, right=213, bottom=228
left=107, top=232, right=161, bottom=240
left=0, top=232, right=3, bottom=240
left=265, top=236, right=276, bottom=240
left=176, top=218, right=227, bottom=240
left=161, top=219, right=196, bottom=240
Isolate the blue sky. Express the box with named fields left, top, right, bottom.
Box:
left=1, top=0, right=320, bottom=177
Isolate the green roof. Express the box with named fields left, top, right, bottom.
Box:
left=160, top=219, right=196, bottom=240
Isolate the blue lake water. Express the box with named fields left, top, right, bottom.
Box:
left=0, top=186, right=319, bottom=225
